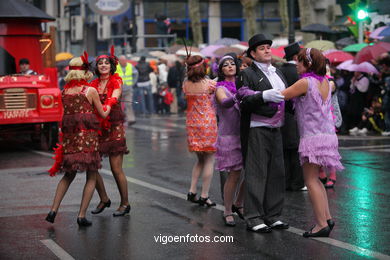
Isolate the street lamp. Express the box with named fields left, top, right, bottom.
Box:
left=357, top=8, right=368, bottom=44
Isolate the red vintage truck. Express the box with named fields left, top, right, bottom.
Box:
left=0, top=0, right=63, bottom=150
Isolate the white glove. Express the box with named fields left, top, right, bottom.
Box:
left=262, top=89, right=285, bottom=103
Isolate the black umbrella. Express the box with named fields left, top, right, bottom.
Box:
left=380, top=36, right=390, bottom=43
left=335, top=37, right=357, bottom=48
left=301, top=23, right=334, bottom=34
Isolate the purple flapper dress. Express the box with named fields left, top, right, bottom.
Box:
left=294, top=76, right=344, bottom=171
left=215, top=83, right=243, bottom=172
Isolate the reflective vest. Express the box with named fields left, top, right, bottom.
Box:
left=116, top=63, right=133, bottom=87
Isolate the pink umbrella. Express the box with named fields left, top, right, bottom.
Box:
left=200, top=45, right=224, bottom=57
left=351, top=62, right=379, bottom=74
left=370, top=26, right=389, bottom=39
left=325, top=51, right=354, bottom=65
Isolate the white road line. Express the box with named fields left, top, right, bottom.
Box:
left=31, top=150, right=390, bottom=259
left=41, top=239, right=75, bottom=260
left=339, top=144, right=390, bottom=150
left=129, top=124, right=175, bottom=133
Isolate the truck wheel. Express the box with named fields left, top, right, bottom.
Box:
left=40, top=123, right=58, bottom=151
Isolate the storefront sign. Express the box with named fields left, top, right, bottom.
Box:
left=88, top=0, right=130, bottom=16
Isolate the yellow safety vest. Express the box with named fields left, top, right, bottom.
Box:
left=116, top=63, right=133, bottom=87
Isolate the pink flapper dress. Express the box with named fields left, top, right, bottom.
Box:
left=294, top=77, right=344, bottom=171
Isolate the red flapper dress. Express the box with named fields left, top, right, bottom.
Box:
left=61, top=86, right=101, bottom=172
left=183, top=79, right=217, bottom=152
left=90, top=74, right=129, bottom=157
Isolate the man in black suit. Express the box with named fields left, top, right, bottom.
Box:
left=236, top=34, right=289, bottom=233
left=279, top=42, right=306, bottom=191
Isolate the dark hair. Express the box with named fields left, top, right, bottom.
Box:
left=186, top=55, right=206, bottom=82
left=378, top=55, right=390, bottom=67
left=297, top=48, right=326, bottom=76
left=217, top=54, right=239, bottom=82
left=19, top=58, right=30, bottom=65
left=95, top=57, right=116, bottom=77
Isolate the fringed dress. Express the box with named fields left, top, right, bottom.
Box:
left=90, top=74, right=129, bottom=157
left=183, top=79, right=217, bottom=152
left=294, top=77, right=344, bottom=171
left=214, top=84, right=242, bottom=172
left=61, top=86, right=101, bottom=172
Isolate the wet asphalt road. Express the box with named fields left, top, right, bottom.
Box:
left=1, top=114, right=390, bottom=260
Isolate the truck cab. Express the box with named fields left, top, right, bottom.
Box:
left=0, top=0, right=63, bottom=150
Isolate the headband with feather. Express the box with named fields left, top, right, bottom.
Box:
left=96, top=45, right=118, bottom=66
left=68, top=51, right=91, bottom=72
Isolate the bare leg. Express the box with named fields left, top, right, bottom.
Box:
left=234, top=173, right=245, bottom=215
left=329, top=167, right=336, bottom=181
left=189, top=152, right=204, bottom=194
left=318, top=167, right=327, bottom=180
left=95, top=173, right=110, bottom=204
left=109, top=154, right=129, bottom=208
left=78, top=171, right=97, bottom=218
left=200, top=152, right=215, bottom=201
left=50, top=171, right=76, bottom=212
left=223, top=170, right=241, bottom=221
left=303, top=163, right=329, bottom=232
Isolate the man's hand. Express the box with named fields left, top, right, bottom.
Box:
left=262, top=89, right=284, bottom=103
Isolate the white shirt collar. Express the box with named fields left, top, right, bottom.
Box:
left=287, top=60, right=297, bottom=65
left=253, top=61, right=276, bottom=73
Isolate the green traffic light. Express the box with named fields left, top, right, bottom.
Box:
left=357, top=9, right=368, bottom=20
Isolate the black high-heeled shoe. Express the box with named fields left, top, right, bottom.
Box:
left=113, top=205, right=131, bottom=217
left=303, top=226, right=331, bottom=238
left=91, top=199, right=111, bottom=214
left=232, top=205, right=245, bottom=220
left=198, top=197, right=216, bottom=207
left=319, top=177, right=327, bottom=185
left=327, top=219, right=335, bottom=230
left=77, top=217, right=92, bottom=227
left=187, top=192, right=199, bottom=203
left=45, top=211, right=56, bottom=223
left=223, top=214, right=236, bottom=227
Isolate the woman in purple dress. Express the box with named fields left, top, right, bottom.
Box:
left=281, top=48, right=343, bottom=237
left=215, top=55, right=244, bottom=226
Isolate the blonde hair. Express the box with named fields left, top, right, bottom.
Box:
left=64, top=57, right=93, bottom=82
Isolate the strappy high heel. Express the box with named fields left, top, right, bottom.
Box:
left=198, top=197, right=216, bottom=207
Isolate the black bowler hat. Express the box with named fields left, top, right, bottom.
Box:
left=246, top=34, right=273, bottom=59
left=19, top=58, right=30, bottom=65
left=283, top=42, right=301, bottom=60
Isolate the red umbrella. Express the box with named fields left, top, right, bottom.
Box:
left=324, top=51, right=354, bottom=65
left=353, top=42, right=390, bottom=64
left=271, top=46, right=285, bottom=58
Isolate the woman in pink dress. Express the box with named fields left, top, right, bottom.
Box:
left=183, top=55, right=218, bottom=207
left=281, top=48, right=343, bottom=237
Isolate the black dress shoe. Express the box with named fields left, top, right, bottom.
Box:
left=45, top=211, right=56, bottom=223
left=223, top=214, right=236, bottom=227
left=303, top=226, right=331, bottom=238
left=187, top=192, right=199, bottom=203
left=247, top=223, right=272, bottom=233
left=267, top=220, right=289, bottom=229
left=327, top=219, right=335, bottom=230
left=113, top=205, right=131, bottom=217
left=232, top=205, right=244, bottom=220
left=91, top=199, right=111, bottom=214
left=77, top=217, right=92, bottom=227
left=198, top=197, right=216, bottom=207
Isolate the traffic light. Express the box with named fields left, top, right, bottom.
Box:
left=357, top=9, right=368, bottom=20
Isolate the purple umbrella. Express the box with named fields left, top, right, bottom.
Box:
left=370, top=26, right=389, bottom=39
left=336, top=60, right=354, bottom=70
left=200, top=45, right=224, bottom=57
left=379, top=26, right=390, bottom=38
left=350, top=62, right=379, bottom=74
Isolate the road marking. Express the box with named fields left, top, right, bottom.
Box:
left=41, top=239, right=75, bottom=260
left=339, top=144, right=390, bottom=150
left=129, top=124, right=175, bottom=133
left=31, top=151, right=390, bottom=259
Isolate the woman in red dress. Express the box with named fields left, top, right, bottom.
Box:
left=90, top=48, right=131, bottom=217
left=183, top=55, right=218, bottom=207
left=46, top=55, right=111, bottom=226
